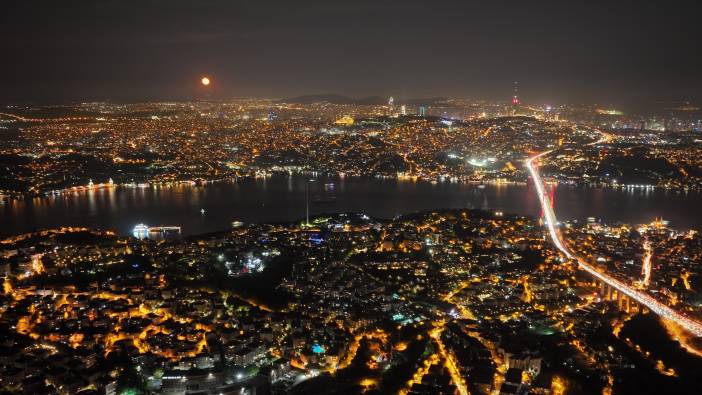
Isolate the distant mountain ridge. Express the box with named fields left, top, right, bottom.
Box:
left=278, top=94, right=447, bottom=106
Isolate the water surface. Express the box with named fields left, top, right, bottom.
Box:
left=2, top=175, right=701, bottom=237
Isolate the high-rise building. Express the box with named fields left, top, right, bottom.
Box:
left=418, top=106, right=427, bottom=116
left=401, top=105, right=407, bottom=115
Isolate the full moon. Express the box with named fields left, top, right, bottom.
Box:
left=201, top=77, right=210, bottom=86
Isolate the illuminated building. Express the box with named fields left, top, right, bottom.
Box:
left=133, top=224, right=149, bottom=239
left=334, top=115, right=355, bottom=125
left=148, top=226, right=182, bottom=241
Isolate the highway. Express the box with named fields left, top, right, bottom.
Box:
left=641, top=239, right=652, bottom=288
left=526, top=150, right=702, bottom=338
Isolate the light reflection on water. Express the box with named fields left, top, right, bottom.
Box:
left=2, top=175, right=702, bottom=237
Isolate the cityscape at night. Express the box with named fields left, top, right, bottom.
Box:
left=2, top=1, right=702, bottom=395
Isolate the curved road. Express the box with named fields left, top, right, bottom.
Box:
left=526, top=150, right=702, bottom=337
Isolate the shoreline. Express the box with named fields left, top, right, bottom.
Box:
left=2, top=170, right=701, bottom=202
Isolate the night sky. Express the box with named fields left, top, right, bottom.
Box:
left=2, top=0, right=701, bottom=106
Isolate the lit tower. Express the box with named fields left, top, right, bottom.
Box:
left=388, top=96, right=394, bottom=115
left=305, top=179, right=315, bottom=226
left=511, top=81, right=520, bottom=116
